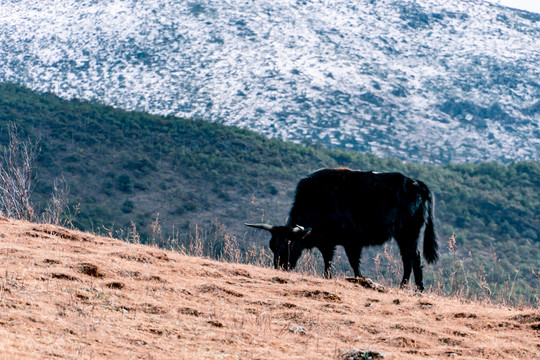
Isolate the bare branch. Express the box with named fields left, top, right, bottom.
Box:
left=0, top=123, right=39, bottom=220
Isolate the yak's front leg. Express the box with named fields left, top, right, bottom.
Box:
left=320, top=246, right=336, bottom=279
left=345, top=245, right=363, bottom=278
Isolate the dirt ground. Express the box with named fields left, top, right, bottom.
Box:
left=0, top=218, right=538, bottom=359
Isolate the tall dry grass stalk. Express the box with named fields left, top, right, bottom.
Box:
left=159, top=221, right=272, bottom=268
left=150, top=213, right=162, bottom=245
left=126, top=221, right=141, bottom=244
left=426, top=234, right=534, bottom=307
left=40, top=176, right=80, bottom=227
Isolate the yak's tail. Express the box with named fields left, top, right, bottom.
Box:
left=419, top=181, right=439, bottom=264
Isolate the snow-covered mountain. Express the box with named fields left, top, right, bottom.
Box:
left=1, top=0, right=538, bottom=163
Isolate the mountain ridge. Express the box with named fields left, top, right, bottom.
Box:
left=1, top=0, right=539, bottom=163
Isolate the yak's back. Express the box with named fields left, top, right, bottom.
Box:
left=289, top=169, right=412, bottom=222
left=295, top=168, right=407, bottom=201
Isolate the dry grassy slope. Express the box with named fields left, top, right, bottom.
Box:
left=0, top=218, right=538, bottom=360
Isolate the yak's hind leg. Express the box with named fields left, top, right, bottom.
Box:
left=344, top=245, right=363, bottom=278
left=397, top=229, right=424, bottom=291
left=412, top=250, right=424, bottom=292
left=396, top=202, right=426, bottom=291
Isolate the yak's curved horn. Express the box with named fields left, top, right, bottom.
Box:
left=292, top=225, right=311, bottom=239
left=245, top=223, right=275, bottom=231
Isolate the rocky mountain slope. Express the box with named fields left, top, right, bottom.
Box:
left=1, top=0, right=539, bottom=163
left=0, top=217, right=538, bottom=359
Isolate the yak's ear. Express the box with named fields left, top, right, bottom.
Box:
left=291, top=225, right=311, bottom=239
left=245, top=223, right=275, bottom=232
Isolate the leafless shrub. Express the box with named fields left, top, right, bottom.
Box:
left=0, top=123, right=39, bottom=220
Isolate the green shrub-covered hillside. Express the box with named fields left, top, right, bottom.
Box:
left=0, top=82, right=538, bottom=304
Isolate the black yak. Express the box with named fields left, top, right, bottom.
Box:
left=246, top=168, right=439, bottom=291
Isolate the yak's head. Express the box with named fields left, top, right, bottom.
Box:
left=245, top=223, right=311, bottom=271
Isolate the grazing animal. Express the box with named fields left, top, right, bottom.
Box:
left=246, top=168, right=439, bottom=291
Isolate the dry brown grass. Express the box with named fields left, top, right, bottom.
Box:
left=0, top=218, right=538, bottom=359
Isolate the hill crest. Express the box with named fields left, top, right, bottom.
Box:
left=0, top=218, right=538, bottom=359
